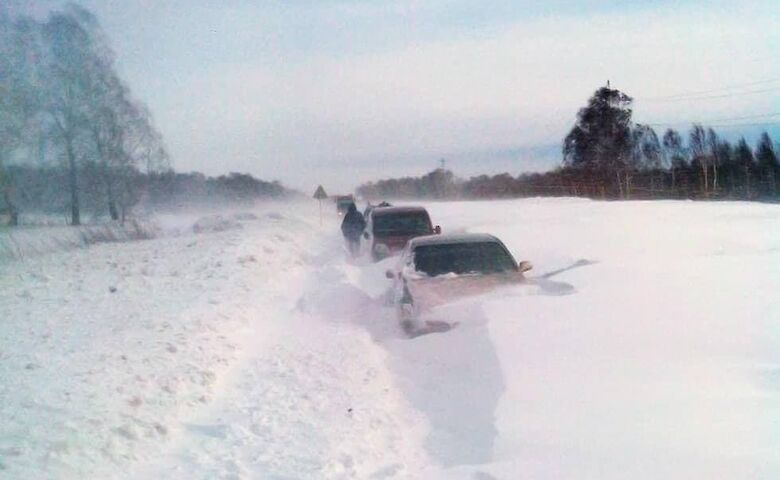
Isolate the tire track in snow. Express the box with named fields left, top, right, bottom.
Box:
left=133, top=214, right=431, bottom=479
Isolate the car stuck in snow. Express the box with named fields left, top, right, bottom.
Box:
left=335, top=195, right=356, bottom=215
left=385, top=233, right=532, bottom=328
left=361, top=206, right=440, bottom=261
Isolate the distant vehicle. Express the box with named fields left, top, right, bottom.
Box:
left=334, top=195, right=355, bottom=215
left=361, top=206, right=440, bottom=261
left=385, top=233, right=532, bottom=326
left=363, top=201, right=392, bottom=219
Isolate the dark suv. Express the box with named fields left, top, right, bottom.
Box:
left=361, top=206, right=440, bottom=261
left=335, top=195, right=355, bottom=215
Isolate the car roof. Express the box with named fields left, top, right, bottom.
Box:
left=370, top=206, right=429, bottom=217
left=409, top=232, right=502, bottom=248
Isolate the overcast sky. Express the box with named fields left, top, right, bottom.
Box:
left=11, top=0, right=780, bottom=192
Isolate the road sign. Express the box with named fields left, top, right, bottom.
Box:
left=313, top=185, right=328, bottom=199
left=313, top=185, right=328, bottom=225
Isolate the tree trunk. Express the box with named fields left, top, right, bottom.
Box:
left=712, top=163, right=718, bottom=195
left=3, top=187, right=19, bottom=226
left=701, top=161, right=708, bottom=197
left=625, top=173, right=631, bottom=200
left=65, top=136, right=81, bottom=226
left=106, top=179, right=119, bottom=221
left=109, top=199, right=119, bottom=221
left=616, top=170, right=623, bottom=199
left=671, top=168, right=676, bottom=197
left=744, top=165, right=750, bottom=198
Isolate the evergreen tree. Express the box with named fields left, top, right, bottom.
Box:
left=563, top=86, right=634, bottom=195
left=755, top=132, right=778, bottom=196
left=734, top=138, right=755, bottom=188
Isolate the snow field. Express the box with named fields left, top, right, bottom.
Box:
left=420, top=198, right=780, bottom=479
left=2, top=197, right=779, bottom=479
left=0, top=205, right=330, bottom=478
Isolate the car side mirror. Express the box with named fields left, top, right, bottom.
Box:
left=385, top=270, right=395, bottom=279
left=518, top=261, right=533, bottom=273
left=363, top=232, right=370, bottom=239
left=433, top=225, right=441, bottom=234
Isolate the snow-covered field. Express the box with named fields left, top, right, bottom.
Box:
left=1, top=198, right=779, bottom=479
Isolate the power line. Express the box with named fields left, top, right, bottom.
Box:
left=708, top=112, right=780, bottom=122
left=645, top=120, right=780, bottom=129
left=643, top=87, right=780, bottom=102
left=643, top=112, right=780, bottom=127
left=642, top=77, right=780, bottom=101
left=707, top=121, right=780, bottom=129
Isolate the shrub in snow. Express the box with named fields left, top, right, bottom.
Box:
left=192, top=215, right=243, bottom=234
left=232, top=212, right=259, bottom=221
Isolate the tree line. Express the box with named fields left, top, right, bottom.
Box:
left=3, top=165, right=290, bottom=224
left=0, top=5, right=172, bottom=226
left=0, top=6, right=290, bottom=227
left=358, top=86, right=779, bottom=201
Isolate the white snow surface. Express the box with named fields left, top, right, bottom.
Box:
left=1, top=198, right=779, bottom=479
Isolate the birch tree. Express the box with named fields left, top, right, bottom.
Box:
left=662, top=129, right=686, bottom=193
left=689, top=125, right=708, bottom=196
left=42, top=7, right=100, bottom=225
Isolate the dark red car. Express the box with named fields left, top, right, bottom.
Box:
left=361, top=206, right=440, bottom=261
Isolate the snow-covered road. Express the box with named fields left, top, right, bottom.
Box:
left=2, top=198, right=779, bottom=479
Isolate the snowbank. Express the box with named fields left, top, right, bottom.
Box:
left=0, top=220, right=158, bottom=262
left=0, top=209, right=269, bottom=262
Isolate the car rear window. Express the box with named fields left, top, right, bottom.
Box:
left=413, top=242, right=517, bottom=276
left=373, top=212, right=431, bottom=236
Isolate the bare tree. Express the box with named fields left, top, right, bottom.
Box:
left=662, top=129, right=686, bottom=194
left=706, top=128, right=720, bottom=194
left=689, top=125, right=708, bottom=196
left=114, top=101, right=169, bottom=222
left=0, top=14, right=22, bottom=225
left=0, top=13, right=45, bottom=225
left=41, top=8, right=102, bottom=225
left=37, top=5, right=164, bottom=225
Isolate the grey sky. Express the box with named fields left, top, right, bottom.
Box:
left=12, top=0, right=780, bottom=192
